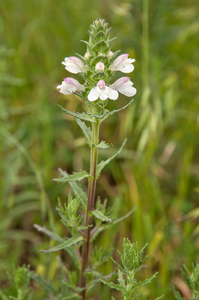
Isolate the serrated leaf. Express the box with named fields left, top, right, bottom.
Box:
left=96, top=139, right=127, bottom=179
left=58, top=105, right=96, bottom=123
left=39, top=235, right=84, bottom=253
left=100, top=279, right=125, bottom=292
left=53, top=170, right=93, bottom=183
left=34, top=224, right=80, bottom=268
left=30, top=273, right=58, bottom=294
left=93, top=140, right=111, bottom=149
left=58, top=168, right=88, bottom=211
left=75, top=118, right=92, bottom=146
left=92, top=209, right=112, bottom=222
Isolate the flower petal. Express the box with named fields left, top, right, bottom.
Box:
left=109, top=54, right=135, bottom=73
left=88, top=87, right=99, bottom=101
left=107, top=87, right=119, bottom=100
left=117, top=83, right=137, bottom=97
left=64, top=77, right=85, bottom=91
left=57, top=77, right=84, bottom=95
left=110, top=77, right=137, bottom=97
left=57, top=81, right=74, bottom=95
left=62, top=57, right=87, bottom=74
left=110, top=77, right=130, bottom=89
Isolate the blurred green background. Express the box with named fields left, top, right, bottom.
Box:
left=0, top=0, right=199, bottom=298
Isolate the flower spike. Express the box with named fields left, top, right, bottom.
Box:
left=57, top=19, right=136, bottom=105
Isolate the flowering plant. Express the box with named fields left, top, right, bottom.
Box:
left=31, top=19, right=158, bottom=300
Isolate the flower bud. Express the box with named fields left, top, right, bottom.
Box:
left=95, top=62, right=105, bottom=72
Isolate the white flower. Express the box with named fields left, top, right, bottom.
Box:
left=88, top=80, right=118, bottom=102
left=95, top=62, right=105, bottom=72
left=62, top=56, right=87, bottom=74
left=109, top=54, right=135, bottom=73
left=57, top=77, right=85, bottom=95
left=110, top=77, right=137, bottom=97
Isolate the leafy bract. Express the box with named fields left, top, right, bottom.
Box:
left=96, top=139, right=127, bottom=179
left=58, top=104, right=96, bottom=123
left=53, top=170, right=93, bottom=183
left=87, top=99, right=134, bottom=123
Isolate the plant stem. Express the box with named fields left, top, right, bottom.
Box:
left=80, top=115, right=100, bottom=299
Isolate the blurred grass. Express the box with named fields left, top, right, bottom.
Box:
left=0, top=0, right=199, bottom=299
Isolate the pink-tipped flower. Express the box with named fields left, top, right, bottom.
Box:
left=57, top=77, right=85, bottom=95
left=62, top=57, right=88, bottom=74
left=109, top=54, right=135, bottom=73
left=110, top=77, right=137, bottom=97
left=95, top=62, right=105, bottom=72
left=88, top=80, right=118, bottom=102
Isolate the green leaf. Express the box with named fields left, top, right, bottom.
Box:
left=58, top=105, right=96, bottom=123
left=30, top=273, right=58, bottom=294
left=96, top=139, right=127, bottom=179
left=93, top=140, right=112, bottom=149
left=92, top=209, right=112, bottom=222
left=53, top=170, right=93, bottom=183
left=39, top=235, right=84, bottom=253
left=91, top=206, right=136, bottom=241
left=0, top=290, right=9, bottom=300
left=75, top=118, right=92, bottom=146
left=101, top=99, right=134, bottom=122
left=34, top=224, right=80, bottom=268
left=33, top=224, right=63, bottom=243
left=100, top=279, right=125, bottom=293
left=88, top=99, right=134, bottom=123
left=58, top=168, right=88, bottom=211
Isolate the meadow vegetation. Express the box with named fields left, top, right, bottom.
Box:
left=0, top=0, right=199, bottom=299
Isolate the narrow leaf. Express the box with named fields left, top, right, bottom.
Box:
left=30, top=273, right=58, bottom=294
left=96, top=139, right=127, bottom=179
left=75, top=118, right=92, bottom=146
left=39, top=235, right=84, bottom=253
left=101, top=99, right=134, bottom=122
left=100, top=279, right=125, bottom=292
left=34, top=224, right=80, bottom=268
left=58, top=104, right=96, bottom=123
left=53, top=170, right=93, bottom=183
left=92, top=209, right=112, bottom=223
left=33, top=224, right=63, bottom=243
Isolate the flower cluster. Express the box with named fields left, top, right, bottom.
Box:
left=57, top=19, right=136, bottom=104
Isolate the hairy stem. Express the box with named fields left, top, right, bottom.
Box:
left=80, top=116, right=100, bottom=299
